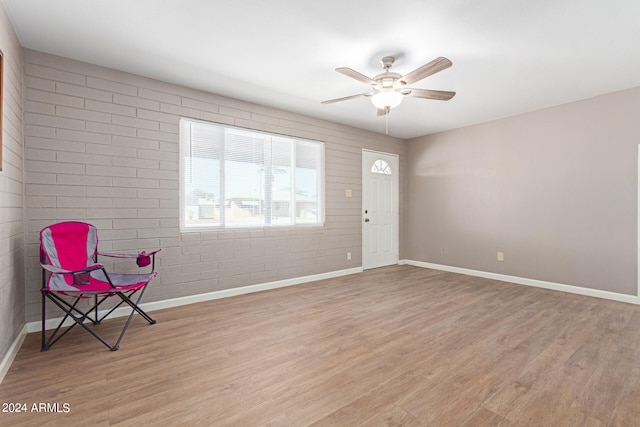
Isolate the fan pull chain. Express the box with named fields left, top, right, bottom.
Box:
left=385, top=107, right=390, bottom=134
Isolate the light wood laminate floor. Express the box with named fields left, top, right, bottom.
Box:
left=1, top=265, right=639, bottom=426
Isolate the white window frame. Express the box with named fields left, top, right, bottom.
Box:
left=179, top=118, right=325, bottom=231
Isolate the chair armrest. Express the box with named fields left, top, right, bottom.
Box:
left=99, top=249, right=161, bottom=268
left=40, top=263, right=104, bottom=275
left=98, top=249, right=161, bottom=259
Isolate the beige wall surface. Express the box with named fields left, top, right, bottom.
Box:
left=0, top=3, right=25, bottom=359
left=406, top=87, right=640, bottom=295
left=22, top=49, right=405, bottom=323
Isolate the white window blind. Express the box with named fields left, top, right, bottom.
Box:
left=180, top=118, right=324, bottom=230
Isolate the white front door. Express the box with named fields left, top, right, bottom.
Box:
left=362, top=149, right=399, bottom=270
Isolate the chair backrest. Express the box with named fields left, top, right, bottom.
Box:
left=40, top=222, right=98, bottom=270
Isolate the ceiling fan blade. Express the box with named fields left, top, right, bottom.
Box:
left=399, top=57, right=452, bottom=86
left=376, top=108, right=389, bottom=116
left=405, top=88, right=456, bottom=101
left=321, top=92, right=372, bottom=104
left=336, top=67, right=378, bottom=86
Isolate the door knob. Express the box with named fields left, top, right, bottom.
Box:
left=364, top=218, right=370, bottom=222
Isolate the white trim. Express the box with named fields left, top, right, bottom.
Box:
left=27, top=266, right=364, bottom=333
left=637, top=144, right=640, bottom=297
left=0, top=325, right=28, bottom=384
left=401, top=259, right=640, bottom=305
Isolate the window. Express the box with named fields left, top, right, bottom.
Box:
left=180, top=118, right=324, bottom=230
left=371, top=159, right=392, bottom=175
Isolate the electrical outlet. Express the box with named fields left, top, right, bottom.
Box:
left=497, top=251, right=504, bottom=262
left=345, top=189, right=352, bottom=198
left=347, top=252, right=351, bottom=260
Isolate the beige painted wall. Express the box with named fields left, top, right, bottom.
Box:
left=22, top=49, right=406, bottom=323
left=406, top=87, right=640, bottom=295
left=0, top=3, right=25, bottom=358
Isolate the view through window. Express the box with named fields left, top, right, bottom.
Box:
left=180, top=118, right=324, bottom=230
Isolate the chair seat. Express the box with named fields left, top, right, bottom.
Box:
left=47, top=272, right=158, bottom=294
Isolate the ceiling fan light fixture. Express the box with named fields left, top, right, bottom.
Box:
left=371, top=88, right=403, bottom=109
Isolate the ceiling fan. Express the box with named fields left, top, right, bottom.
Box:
left=322, top=56, right=456, bottom=116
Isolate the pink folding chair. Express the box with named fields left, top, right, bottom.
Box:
left=40, top=221, right=161, bottom=351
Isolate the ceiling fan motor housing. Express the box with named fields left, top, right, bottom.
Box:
left=375, top=57, right=402, bottom=89
left=373, top=72, right=402, bottom=89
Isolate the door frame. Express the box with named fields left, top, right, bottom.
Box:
left=362, top=149, right=399, bottom=270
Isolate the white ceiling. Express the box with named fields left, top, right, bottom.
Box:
left=3, top=0, right=640, bottom=139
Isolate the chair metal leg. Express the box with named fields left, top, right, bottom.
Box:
left=41, top=292, right=85, bottom=350
left=42, top=293, right=117, bottom=350
left=41, top=291, right=47, bottom=351
left=40, top=288, right=156, bottom=351
left=113, top=286, right=156, bottom=350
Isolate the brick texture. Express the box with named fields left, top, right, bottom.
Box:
left=0, top=4, right=25, bottom=360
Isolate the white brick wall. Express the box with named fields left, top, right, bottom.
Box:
left=0, top=4, right=25, bottom=359
left=23, top=49, right=406, bottom=322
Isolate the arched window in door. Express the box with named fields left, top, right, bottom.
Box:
left=371, top=159, right=392, bottom=175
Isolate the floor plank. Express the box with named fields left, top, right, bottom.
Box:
left=1, top=265, right=639, bottom=426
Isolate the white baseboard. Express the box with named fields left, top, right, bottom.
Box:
left=0, top=325, right=28, bottom=384
left=27, top=266, right=364, bottom=333
left=401, top=259, right=640, bottom=305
